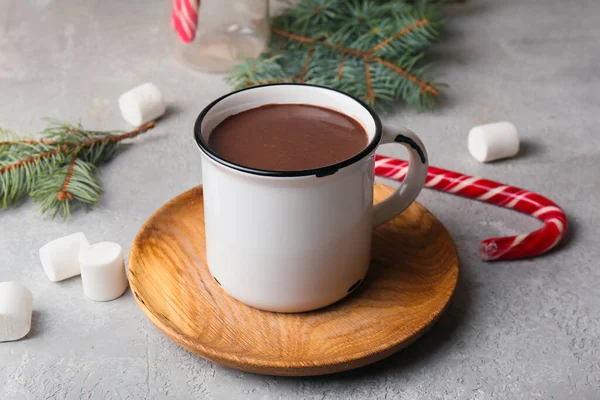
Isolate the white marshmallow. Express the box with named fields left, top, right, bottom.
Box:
left=468, top=121, right=520, bottom=162
left=118, top=83, right=166, bottom=127
left=0, top=282, right=33, bottom=342
left=79, top=242, right=128, bottom=302
left=39, top=232, right=89, bottom=282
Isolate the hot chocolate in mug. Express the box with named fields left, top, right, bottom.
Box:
left=194, top=84, right=428, bottom=313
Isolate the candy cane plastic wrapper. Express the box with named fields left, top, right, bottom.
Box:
left=172, top=0, right=200, bottom=43
left=374, top=155, right=567, bottom=261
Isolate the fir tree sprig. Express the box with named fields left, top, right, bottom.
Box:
left=229, top=0, right=445, bottom=112
left=0, top=120, right=155, bottom=218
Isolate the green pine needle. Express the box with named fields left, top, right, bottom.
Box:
left=229, top=0, right=445, bottom=113
left=0, top=120, right=155, bottom=218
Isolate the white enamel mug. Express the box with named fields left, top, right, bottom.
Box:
left=194, top=84, right=428, bottom=313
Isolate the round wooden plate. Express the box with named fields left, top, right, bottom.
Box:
left=128, top=183, right=459, bottom=376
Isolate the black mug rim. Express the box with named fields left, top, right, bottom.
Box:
left=193, top=83, right=383, bottom=178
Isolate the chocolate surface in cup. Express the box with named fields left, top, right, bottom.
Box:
left=208, top=104, right=368, bottom=171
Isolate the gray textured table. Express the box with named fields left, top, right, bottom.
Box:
left=1, top=0, right=599, bottom=399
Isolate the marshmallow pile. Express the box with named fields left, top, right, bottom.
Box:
left=40, top=232, right=129, bottom=301
left=1, top=233, right=129, bottom=342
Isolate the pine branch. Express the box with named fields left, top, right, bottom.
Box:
left=229, top=0, right=445, bottom=112
left=0, top=120, right=155, bottom=218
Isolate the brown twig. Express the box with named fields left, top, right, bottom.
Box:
left=368, top=18, right=429, bottom=53
left=0, top=146, right=66, bottom=175
left=337, top=57, right=345, bottom=80
left=83, top=121, right=155, bottom=146
left=297, top=47, right=315, bottom=83
left=0, top=121, right=156, bottom=176
left=0, top=138, right=56, bottom=146
left=57, top=153, right=79, bottom=202
left=375, top=57, right=438, bottom=95
left=274, top=28, right=314, bottom=44
left=0, top=139, right=37, bottom=146
left=271, top=27, right=438, bottom=96
left=364, top=63, right=375, bottom=102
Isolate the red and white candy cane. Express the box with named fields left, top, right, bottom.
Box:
left=374, top=155, right=567, bottom=261
left=172, top=0, right=200, bottom=43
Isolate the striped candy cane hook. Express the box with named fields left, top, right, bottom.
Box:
left=172, top=0, right=200, bottom=43
left=374, top=155, right=568, bottom=261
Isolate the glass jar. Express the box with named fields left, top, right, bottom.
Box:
left=170, top=0, right=270, bottom=73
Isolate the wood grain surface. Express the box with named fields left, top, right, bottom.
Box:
left=128, top=183, right=459, bottom=376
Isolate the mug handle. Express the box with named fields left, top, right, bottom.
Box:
left=372, top=123, right=429, bottom=227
